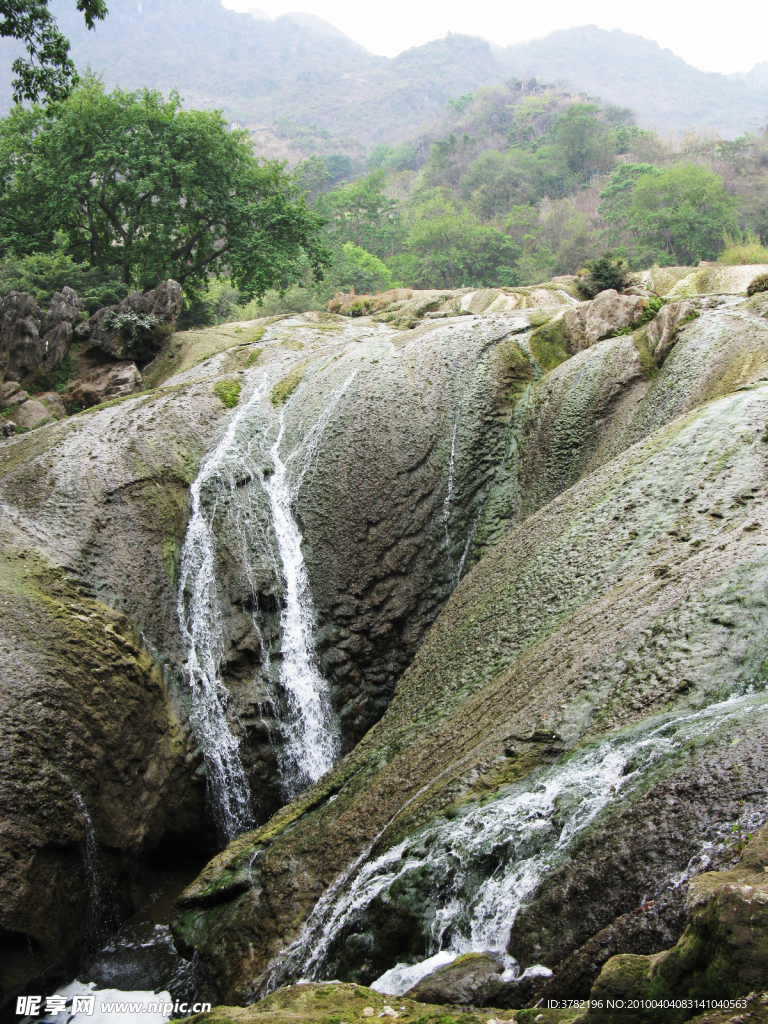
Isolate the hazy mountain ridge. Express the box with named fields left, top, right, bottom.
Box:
left=0, top=0, right=766, bottom=146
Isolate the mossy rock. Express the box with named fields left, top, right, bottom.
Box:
left=528, top=316, right=571, bottom=373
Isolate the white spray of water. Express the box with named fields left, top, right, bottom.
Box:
left=178, top=367, right=357, bottom=835
left=268, top=692, right=768, bottom=989
left=177, top=381, right=271, bottom=842
left=263, top=408, right=339, bottom=794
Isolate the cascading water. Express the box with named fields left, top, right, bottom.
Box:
left=178, top=366, right=356, bottom=837
left=443, top=408, right=460, bottom=561
left=176, top=383, right=269, bottom=843
left=263, top=691, right=768, bottom=993
left=263, top=407, right=340, bottom=796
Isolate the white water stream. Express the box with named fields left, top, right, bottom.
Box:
left=264, top=407, right=339, bottom=795
left=178, top=370, right=355, bottom=840
left=264, top=691, right=768, bottom=993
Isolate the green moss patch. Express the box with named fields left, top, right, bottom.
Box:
left=214, top=379, right=242, bottom=408
left=529, top=316, right=571, bottom=373
left=271, top=366, right=304, bottom=406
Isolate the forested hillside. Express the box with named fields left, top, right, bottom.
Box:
left=0, top=0, right=766, bottom=144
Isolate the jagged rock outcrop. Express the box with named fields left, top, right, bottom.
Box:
left=562, top=288, right=647, bottom=351
left=68, top=361, right=143, bottom=409
left=0, top=287, right=83, bottom=381
left=87, top=279, right=183, bottom=363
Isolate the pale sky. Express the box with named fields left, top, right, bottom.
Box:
left=221, top=0, right=767, bottom=74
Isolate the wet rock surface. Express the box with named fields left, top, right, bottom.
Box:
left=4, top=273, right=768, bottom=1006
left=587, top=823, right=768, bottom=1019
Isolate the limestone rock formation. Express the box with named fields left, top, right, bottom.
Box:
left=170, top=360, right=768, bottom=1001
left=68, top=361, right=143, bottom=409
left=0, top=543, right=205, bottom=1001
left=4, top=268, right=768, bottom=1005
left=88, top=279, right=183, bottom=363
left=562, top=289, right=647, bottom=351
left=647, top=299, right=699, bottom=361
left=0, top=287, right=83, bottom=381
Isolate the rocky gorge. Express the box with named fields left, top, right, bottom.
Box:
left=3, top=265, right=768, bottom=1021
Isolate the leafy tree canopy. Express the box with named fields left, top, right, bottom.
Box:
left=1, top=0, right=107, bottom=103
left=624, top=162, right=740, bottom=265
left=0, top=76, right=329, bottom=297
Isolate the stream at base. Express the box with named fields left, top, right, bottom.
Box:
left=262, top=690, right=768, bottom=995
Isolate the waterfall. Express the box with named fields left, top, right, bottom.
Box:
left=177, top=383, right=269, bottom=843
left=443, top=408, right=460, bottom=558
left=178, top=368, right=356, bottom=838
left=73, top=793, right=105, bottom=952
left=263, top=407, right=340, bottom=796
left=266, top=691, right=768, bottom=989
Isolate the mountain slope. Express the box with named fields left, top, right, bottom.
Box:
left=497, top=25, right=768, bottom=138
left=2, top=4, right=766, bottom=142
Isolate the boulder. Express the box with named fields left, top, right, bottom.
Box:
left=89, top=279, right=183, bottom=363
left=36, top=391, right=68, bottom=420
left=404, top=953, right=550, bottom=1010
left=1, top=420, right=15, bottom=437
left=564, top=289, right=647, bottom=351
left=68, top=361, right=142, bottom=409
left=405, top=952, right=507, bottom=1005
left=587, top=823, right=768, bottom=1019
left=647, top=300, right=699, bottom=362
left=0, top=381, right=29, bottom=408
left=9, top=399, right=53, bottom=430
left=0, top=288, right=83, bottom=381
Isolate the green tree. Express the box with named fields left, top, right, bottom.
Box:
left=0, top=76, right=328, bottom=296
left=1, top=0, right=107, bottom=103
left=316, top=170, right=403, bottom=259
left=552, top=103, right=615, bottom=177
left=395, top=192, right=521, bottom=288
left=625, top=163, right=739, bottom=264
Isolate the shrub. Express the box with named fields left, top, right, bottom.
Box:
left=747, top=272, right=768, bottom=297
left=576, top=252, right=629, bottom=298
left=101, top=310, right=160, bottom=341
left=718, top=232, right=768, bottom=266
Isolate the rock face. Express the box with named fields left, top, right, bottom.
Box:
left=0, top=287, right=83, bottom=381
left=563, top=288, right=647, bottom=351
left=4, top=273, right=768, bottom=1004
left=0, top=543, right=205, bottom=1002
left=88, top=280, right=183, bottom=363
left=170, top=349, right=768, bottom=1003
left=588, top=823, right=768, bottom=1019
left=647, top=299, right=699, bottom=361
left=68, top=361, right=143, bottom=409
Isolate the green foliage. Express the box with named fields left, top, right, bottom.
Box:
left=392, top=192, right=521, bottom=289
left=624, top=163, right=740, bottom=265
left=1, top=0, right=107, bottom=103
left=271, top=366, right=304, bottom=406
left=0, top=247, right=129, bottom=311
left=101, top=309, right=159, bottom=341
left=340, top=242, right=392, bottom=291
left=718, top=231, right=768, bottom=265
left=552, top=102, right=615, bottom=176
left=213, top=379, right=242, bottom=409
left=576, top=252, right=630, bottom=298
left=747, top=272, right=768, bottom=296
left=0, top=75, right=329, bottom=296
